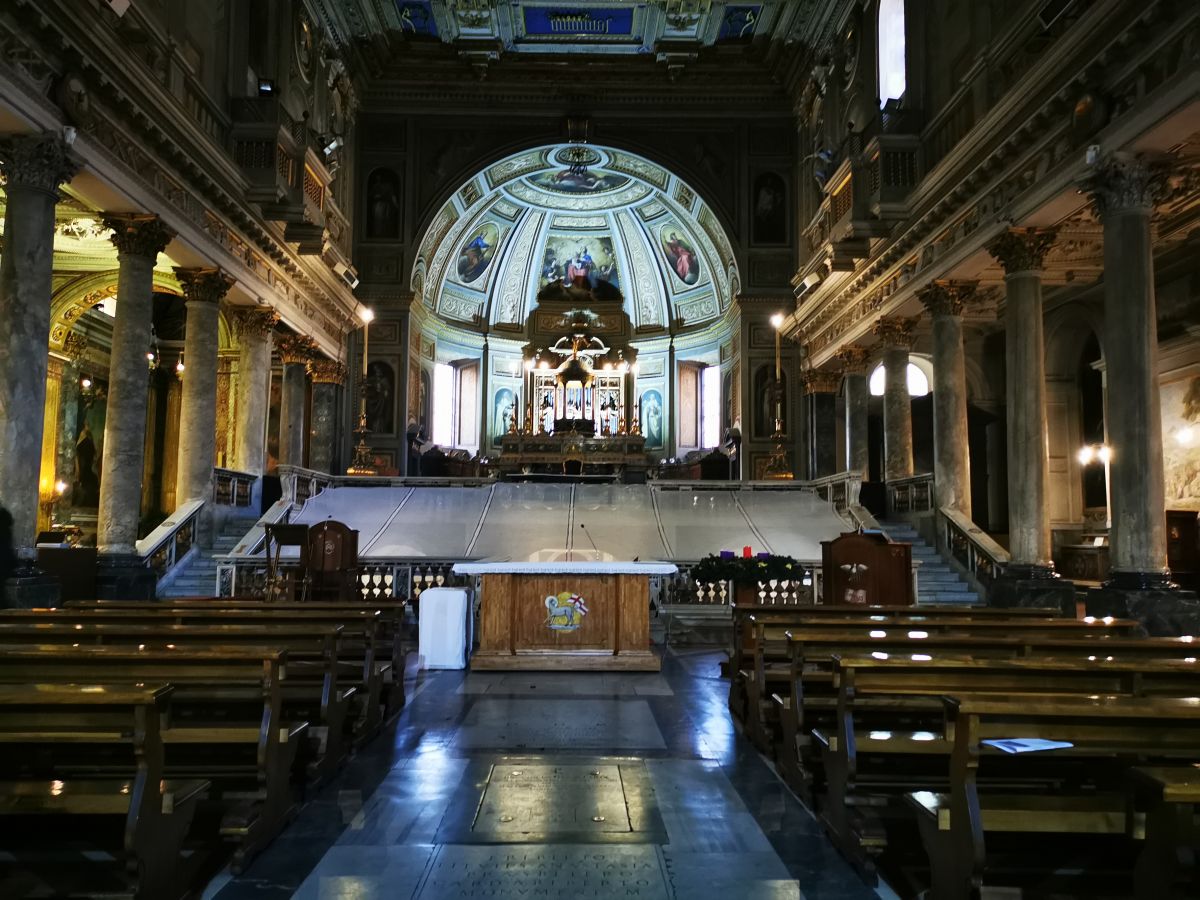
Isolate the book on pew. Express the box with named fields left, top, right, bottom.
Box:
left=982, top=738, right=1075, bottom=754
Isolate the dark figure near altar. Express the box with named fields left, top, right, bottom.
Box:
left=73, top=424, right=100, bottom=507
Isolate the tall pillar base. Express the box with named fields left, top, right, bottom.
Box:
left=1086, top=575, right=1200, bottom=637
left=3, top=560, right=61, bottom=609
left=988, top=564, right=1076, bottom=616
left=95, top=553, right=157, bottom=601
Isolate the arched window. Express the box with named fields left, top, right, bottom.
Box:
left=877, top=0, right=907, bottom=108
left=869, top=362, right=928, bottom=398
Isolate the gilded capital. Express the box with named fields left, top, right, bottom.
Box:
left=987, top=227, right=1056, bottom=275
left=103, top=213, right=175, bottom=260
left=1082, top=152, right=1170, bottom=217
left=802, top=369, right=843, bottom=395
left=174, top=267, right=234, bottom=304
left=835, top=344, right=872, bottom=375
left=277, top=334, right=318, bottom=365
left=0, top=133, right=79, bottom=194
left=308, top=359, right=347, bottom=385
left=873, top=316, right=918, bottom=350
left=232, top=307, right=279, bottom=340
left=917, top=280, right=978, bottom=317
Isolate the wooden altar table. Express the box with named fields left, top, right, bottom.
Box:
left=452, top=560, right=676, bottom=671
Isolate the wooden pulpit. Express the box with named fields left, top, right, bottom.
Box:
left=821, top=531, right=913, bottom=607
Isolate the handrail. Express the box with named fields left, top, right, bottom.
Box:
left=887, top=472, right=934, bottom=514
left=936, top=505, right=1010, bottom=594
left=136, top=499, right=204, bottom=583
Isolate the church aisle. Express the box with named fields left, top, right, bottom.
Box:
left=203, top=649, right=880, bottom=900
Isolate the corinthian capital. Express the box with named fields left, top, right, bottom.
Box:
left=1082, top=152, right=1171, bottom=217
left=307, top=359, right=347, bottom=385
left=917, top=280, right=978, bottom=317
left=277, top=334, right=318, bottom=365
left=232, top=307, right=279, bottom=340
left=0, top=133, right=79, bottom=194
left=103, top=213, right=175, bottom=260
left=873, top=316, right=918, bottom=350
left=174, top=267, right=234, bottom=304
left=987, top=227, right=1057, bottom=275
left=835, top=344, right=871, bottom=375
left=802, top=369, right=843, bottom=395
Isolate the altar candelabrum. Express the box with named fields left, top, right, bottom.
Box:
left=347, top=307, right=377, bottom=476
left=762, top=312, right=793, bottom=480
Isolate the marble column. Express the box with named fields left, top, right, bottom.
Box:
left=307, top=359, right=346, bottom=474
left=231, top=308, right=278, bottom=475
left=988, top=229, right=1057, bottom=570
left=56, top=359, right=83, bottom=498
left=96, top=215, right=175, bottom=555
left=873, top=317, right=917, bottom=482
left=174, top=268, right=233, bottom=507
left=986, top=228, right=1073, bottom=613
left=803, top=369, right=842, bottom=478
left=1082, top=154, right=1197, bottom=632
left=0, top=134, right=78, bottom=556
left=276, top=335, right=317, bottom=468
left=836, top=345, right=871, bottom=479
left=919, top=281, right=975, bottom=516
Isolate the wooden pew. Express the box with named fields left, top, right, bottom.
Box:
left=0, top=607, right=394, bottom=738
left=1128, top=766, right=1200, bottom=899
left=0, top=644, right=302, bottom=873
left=816, top=655, right=1200, bottom=881
left=67, top=599, right=411, bottom=720
left=0, top=683, right=208, bottom=899
left=742, top=615, right=1144, bottom=752
left=910, top=693, right=1200, bottom=900
left=0, top=621, right=352, bottom=782
left=774, top=629, right=1200, bottom=802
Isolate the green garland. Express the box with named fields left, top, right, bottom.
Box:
left=689, top=553, right=804, bottom=586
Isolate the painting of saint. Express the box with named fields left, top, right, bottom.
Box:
left=529, top=169, right=629, bottom=194
left=456, top=222, right=499, bottom=284
left=539, top=389, right=555, bottom=434
left=598, top=389, right=620, bottom=436
left=752, top=172, right=787, bottom=245
left=365, top=168, right=400, bottom=240
left=365, top=361, right=395, bottom=434
left=641, top=389, right=664, bottom=450
left=539, top=235, right=619, bottom=291
left=493, top=387, right=516, bottom=443
left=659, top=225, right=701, bottom=286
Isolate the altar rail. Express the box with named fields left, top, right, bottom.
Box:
left=887, top=472, right=934, bottom=514
left=138, top=499, right=202, bottom=583
left=807, top=471, right=863, bottom=515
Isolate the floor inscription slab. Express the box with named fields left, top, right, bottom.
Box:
left=474, top=764, right=631, bottom=836
left=416, top=844, right=670, bottom=900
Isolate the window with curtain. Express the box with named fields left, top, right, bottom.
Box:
left=432, top=362, right=454, bottom=446
left=877, top=0, right=907, bottom=107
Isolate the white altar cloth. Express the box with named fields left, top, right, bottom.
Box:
left=452, top=560, right=677, bottom=576
left=417, top=587, right=472, bottom=670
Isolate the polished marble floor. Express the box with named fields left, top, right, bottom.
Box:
left=203, top=648, right=883, bottom=900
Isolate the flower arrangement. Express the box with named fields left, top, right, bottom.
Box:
left=690, top=551, right=803, bottom=586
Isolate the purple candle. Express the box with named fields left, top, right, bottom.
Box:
left=719, top=550, right=735, bottom=559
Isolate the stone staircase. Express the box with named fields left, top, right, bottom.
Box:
left=875, top=518, right=983, bottom=606
left=158, top=518, right=254, bottom=599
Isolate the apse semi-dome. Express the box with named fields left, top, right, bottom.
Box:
left=412, top=145, right=739, bottom=334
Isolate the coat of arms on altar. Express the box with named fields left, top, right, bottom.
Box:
left=545, top=591, right=589, bottom=631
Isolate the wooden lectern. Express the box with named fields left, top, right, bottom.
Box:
left=821, top=531, right=913, bottom=606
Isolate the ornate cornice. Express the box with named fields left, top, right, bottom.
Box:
left=987, top=228, right=1058, bottom=275
left=231, top=307, right=280, bottom=340
left=802, top=369, right=843, bottom=394
left=102, top=213, right=174, bottom=260
left=1082, top=152, right=1172, bottom=218
left=918, top=280, right=978, bottom=317
left=873, top=316, right=918, bottom=350
left=0, top=132, right=78, bottom=194
left=307, top=358, right=347, bottom=385
left=834, top=344, right=871, bottom=374
left=277, top=334, right=319, bottom=365
left=174, top=267, right=234, bottom=305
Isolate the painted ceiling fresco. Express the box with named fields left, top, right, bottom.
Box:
left=412, top=145, right=739, bottom=333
